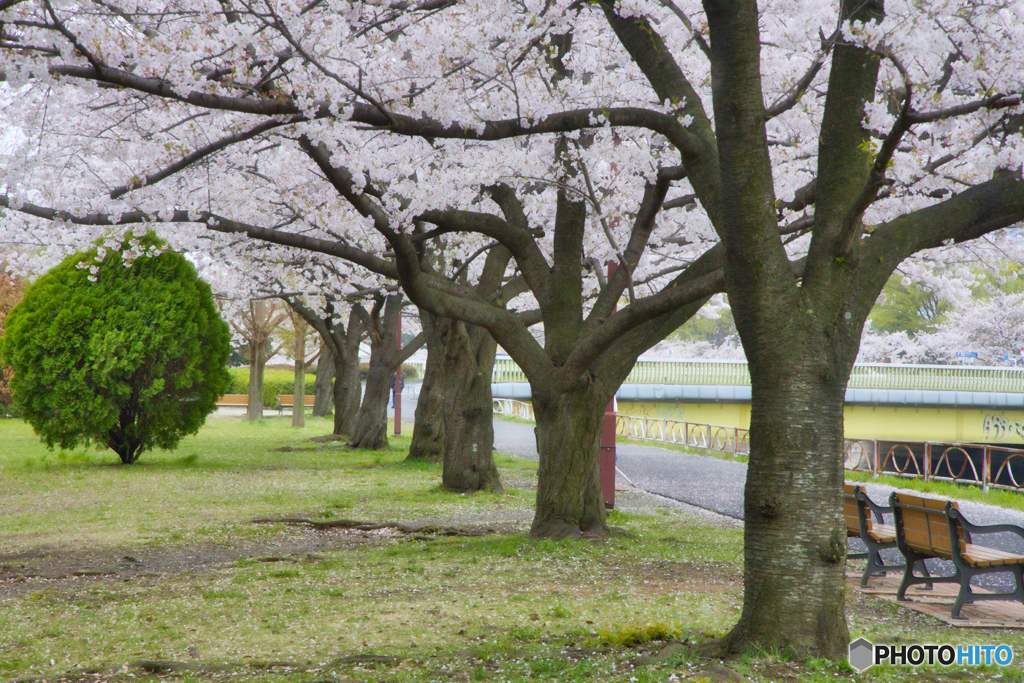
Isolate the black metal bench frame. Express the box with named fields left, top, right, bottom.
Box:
left=891, top=494, right=1024, bottom=619
left=847, top=485, right=910, bottom=588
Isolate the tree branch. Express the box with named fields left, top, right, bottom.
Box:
left=110, top=117, right=302, bottom=198
left=0, top=195, right=399, bottom=277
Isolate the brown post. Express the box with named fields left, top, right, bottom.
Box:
left=394, top=314, right=402, bottom=436
left=983, top=446, right=990, bottom=493
left=600, top=260, right=618, bottom=509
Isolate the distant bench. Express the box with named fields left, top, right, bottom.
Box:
left=277, top=395, right=315, bottom=411
left=891, top=491, right=1024, bottom=619
left=215, top=394, right=249, bottom=407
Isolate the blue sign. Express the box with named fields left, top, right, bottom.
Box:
left=956, top=352, right=979, bottom=358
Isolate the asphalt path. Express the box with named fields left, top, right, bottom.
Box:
left=390, top=384, right=1024, bottom=591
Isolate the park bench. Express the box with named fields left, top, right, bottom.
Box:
left=215, top=394, right=249, bottom=407
left=277, top=394, right=315, bottom=413
left=891, top=491, right=1024, bottom=619
left=844, top=484, right=910, bottom=587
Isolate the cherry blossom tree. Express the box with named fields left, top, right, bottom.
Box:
left=859, top=256, right=1024, bottom=364
left=283, top=302, right=320, bottom=428
left=3, top=0, right=1024, bottom=658
left=227, top=298, right=287, bottom=420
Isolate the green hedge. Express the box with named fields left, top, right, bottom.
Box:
left=225, top=368, right=317, bottom=407
left=225, top=364, right=420, bottom=406
left=358, top=363, right=420, bottom=380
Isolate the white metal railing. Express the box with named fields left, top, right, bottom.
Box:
left=491, top=358, right=1024, bottom=392
left=615, top=414, right=750, bottom=455
left=490, top=400, right=1024, bottom=492
left=492, top=398, right=535, bottom=421
left=491, top=398, right=748, bottom=457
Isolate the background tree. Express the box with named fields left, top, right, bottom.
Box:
left=406, top=241, right=519, bottom=493
left=1, top=232, right=230, bottom=464
left=284, top=293, right=367, bottom=437
left=347, top=292, right=424, bottom=450
left=283, top=303, right=320, bottom=427
left=229, top=299, right=287, bottom=421
left=311, top=342, right=334, bottom=417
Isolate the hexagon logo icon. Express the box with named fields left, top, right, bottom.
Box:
left=849, top=637, right=875, bottom=672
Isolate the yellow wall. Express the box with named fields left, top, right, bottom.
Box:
left=618, top=401, right=1024, bottom=444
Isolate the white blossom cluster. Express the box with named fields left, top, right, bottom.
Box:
left=0, top=0, right=1021, bottom=335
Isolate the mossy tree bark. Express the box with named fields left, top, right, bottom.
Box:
left=408, top=313, right=504, bottom=491
left=347, top=292, right=424, bottom=450
left=529, top=383, right=606, bottom=538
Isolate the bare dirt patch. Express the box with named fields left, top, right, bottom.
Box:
left=0, top=518, right=513, bottom=600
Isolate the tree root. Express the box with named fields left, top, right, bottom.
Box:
left=250, top=516, right=497, bottom=537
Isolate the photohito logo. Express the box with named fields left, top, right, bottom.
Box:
left=849, top=637, right=1014, bottom=672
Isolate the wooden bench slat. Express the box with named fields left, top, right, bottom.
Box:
left=894, top=492, right=958, bottom=557
left=961, top=543, right=1024, bottom=567
left=844, top=484, right=862, bottom=537
left=277, top=394, right=316, bottom=408
left=868, top=524, right=896, bottom=544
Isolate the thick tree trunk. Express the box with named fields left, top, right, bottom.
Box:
left=347, top=348, right=391, bottom=449
left=721, top=361, right=850, bottom=657
left=440, top=318, right=502, bottom=493
left=337, top=363, right=362, bottom=434
left=407, top=310, right=502, bottom=492
left=312, top=345, right=333, bottom=417
left=337, top=315, right=363, bottom=435
left=331, top=352, right=356, bottom=436
left=316, top=312, right=364, bottom=437
left=408, top=310, right=446, bottom=463
left=347, top=297, right=400, bottom=450
left=108, top=408, right=145, bottom=464
left=530, top=384, right=607, bottom=539
left=246, top=342, right=266, bottom=422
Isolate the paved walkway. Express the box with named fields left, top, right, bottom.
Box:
left=488, top=410, right=1024, bottom=592
left=386, top=385, right=1024, bottom=592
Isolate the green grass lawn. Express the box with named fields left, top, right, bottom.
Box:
left=2, top=416, right=1024, bottom=683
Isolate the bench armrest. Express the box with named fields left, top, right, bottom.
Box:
left=947, top=505, right=1024, bottom=543
left=856, top=488, right=891, bottom=524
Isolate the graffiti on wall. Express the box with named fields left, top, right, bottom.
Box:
left=983, top=414, right=1024, bottom=441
